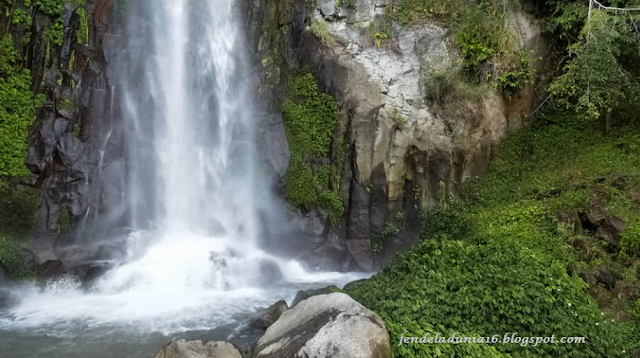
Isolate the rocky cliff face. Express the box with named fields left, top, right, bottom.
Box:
left=11, top=0, right=126, bottom=261
left=249, top=0, right=548, bottom=271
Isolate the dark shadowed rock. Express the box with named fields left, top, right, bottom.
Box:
left=255, top=293, right=390, bottom=358
left=250, top=300, right=289, bottom=330
left=291, top=285, right=339, bottom=307
left=556, top=210, right=583, bottom=235
left=36, top=260, right=67, bottom=281
left=593, top=266, right=617, bottom=290
left=153, top=339, right=242, bottom=358
left=94, top=242, right=127, bottom=261
left=597, top=216, right=627, bottom=249
left=300, top=233, right=349, bottom=272
left=0, top=266, right=5, bottom=286
left=586, top=197, right=609, bottom=225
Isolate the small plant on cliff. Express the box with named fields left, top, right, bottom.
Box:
left=374, top=31, right=388, bottom=48
left=371, top=223, right=398, bottom=254
left=309, top=19, right=335, bottom=47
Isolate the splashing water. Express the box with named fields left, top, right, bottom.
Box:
left=0, top=0, right=367, bottom=356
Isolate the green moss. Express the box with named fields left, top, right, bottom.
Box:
left=318, top=190, right=344, bottom=227
left=285, top=157, right=318, bottom=208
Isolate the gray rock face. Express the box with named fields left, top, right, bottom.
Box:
left=255, top=293, right=390, bottom=358
left=26, top=0, right=127, bottom=254
left=153, top=340, right=243, bottom=358
left=250, top=300, right=289, bottom=330
left=250, top=0, right=547, bottom=270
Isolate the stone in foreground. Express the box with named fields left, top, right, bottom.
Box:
left=255, top=292, right=390, bottom=358
left=153, top=339, right=242, bottom=358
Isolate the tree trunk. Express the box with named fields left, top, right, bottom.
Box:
left=605, top=85, right=621, bottom=136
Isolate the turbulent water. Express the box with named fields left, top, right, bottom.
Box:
left=0, top=1, right=365, bottom=357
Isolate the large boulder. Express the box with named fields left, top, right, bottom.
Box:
left=250, top=300, right=289, bottom=330
left=153, top=340, right=242, bottom=358
left=254, top=293, right=390, bottom=358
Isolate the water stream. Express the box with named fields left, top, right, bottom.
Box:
left=0, top=0, right=364, bottom=356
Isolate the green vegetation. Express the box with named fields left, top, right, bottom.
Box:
left=386, top=0, right=535, bottom=96
left=372, top=223, right=398, bottom=255
left=347, top=119, right=640, bottom=357
left=0, top=35, right=44, bottom=178
left=282, top=73, right=345, bottom=226
left=548, top=8, right=640, bottom=134
left=309, top=19, right=335, bottom=47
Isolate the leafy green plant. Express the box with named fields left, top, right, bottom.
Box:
left=493, top=51, right=536, bottom=98
left=621, top=218, right=640, bottom=258
left=374, top=31, right=388, bottom=48
left=282, top=74, right=344, bottom=225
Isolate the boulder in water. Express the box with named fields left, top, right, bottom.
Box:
left=250, top=300, right=288, bottom=330
left=153, top=339, right=242, bottom=358
left=258, top=260, right=282, bottom=284
left=254, top=292, right=390, bottom=358
left=36, top=260, right=67, bottom=281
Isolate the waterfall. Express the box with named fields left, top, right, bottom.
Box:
left=0, top=1, right=367, bottom=352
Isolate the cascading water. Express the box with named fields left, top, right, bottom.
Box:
left=0, top=1, right=366, bottom=357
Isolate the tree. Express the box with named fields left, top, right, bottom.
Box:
left=548, top=1, right=640, bottom=134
